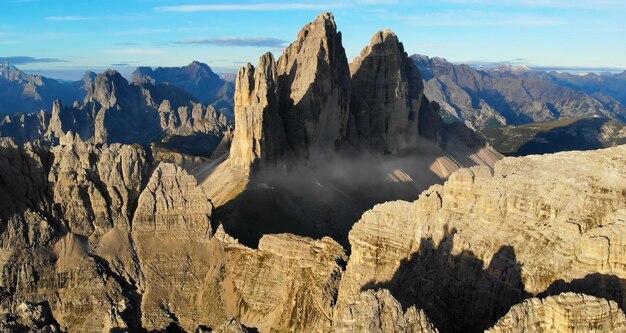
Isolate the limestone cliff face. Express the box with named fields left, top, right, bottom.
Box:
left=0, top=110, right=50, bottom=144
left=487, top=293, right=626, bottom=332
left=335, top=145, right=626, bottom=332
left=229, top=53, right=288, bottom=170
left=276, top=12, right=351, bottom=160
left=3, top=124, right=626, bottom=333
left=131, top=163, right=214, bottom=331
left=349, top=30, right=425, bottom=153
left=332, top=289, right=438, bottom=333
left=49, top=132, right=147, bottom=237
left=219, top=233, right=346, bottom=332
left=0, top=137, right=148, bottom=332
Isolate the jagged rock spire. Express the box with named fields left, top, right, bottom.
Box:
left=349, top=29, right=425, bottom=153
left=276, top=12, right=352, bottom=160
left=229, top=52, right=288, bottom=170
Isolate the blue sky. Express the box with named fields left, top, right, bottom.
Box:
left=1, top=0, right=625, bottom=79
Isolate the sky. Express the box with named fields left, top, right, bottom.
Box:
left=1, top=0, right=625, bottom=80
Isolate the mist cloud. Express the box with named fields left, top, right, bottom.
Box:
left=173, top=37, right=287, bottom=48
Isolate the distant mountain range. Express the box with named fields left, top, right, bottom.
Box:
left=0, top=68, right=229, bottom=157
left=0, top=63, right=86, bottom=114
left=0, top=61, right=234, bottom=117
left=132, top=61, right=234, bottom=117
left=412, top=55, right=626, bottom=130
left=2, top=55, right=626, bottom=158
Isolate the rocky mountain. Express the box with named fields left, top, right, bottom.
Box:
left=481, top=117, right=626, bottom=156
left=1, top=128, right=625, bottom=332
left=547, top=70, right=626, bottom=106
left=0, top=63, right=86, bottom=115
left=201, top=13, right=499, bottom=248
left=412, top=55, right=626, bottom=130
left=0, top=69, right=229, bottom=156
left=349, top=29, right=425, bottom=153
left=133, top=61, right=235, bottom=116
left=2, top=11, right=625, bottom=333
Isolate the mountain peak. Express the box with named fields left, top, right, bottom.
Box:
left=188, top=60, right=209, bottom=69
left=315, top=12, right=335, bottom=23
left=492, top=64, right=532, bottom=73
left=0, top=62, right=20, bottom=73
left=370, top=29, right=399, bottom=46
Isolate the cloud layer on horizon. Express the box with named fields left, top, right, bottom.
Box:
left=173, top=37, right=287, bottom=48
left=0, top=56, right=67, bottom=65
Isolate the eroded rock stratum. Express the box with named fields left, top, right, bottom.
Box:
left=1, top=134, right=626, bottom=332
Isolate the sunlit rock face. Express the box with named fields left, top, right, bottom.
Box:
left=486, top=293, right=626, bottom=333
left=335, top=145, right=626, bottom=332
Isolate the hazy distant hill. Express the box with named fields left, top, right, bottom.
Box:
left=481, top=117, right=626, bottom=156
left=0, top=63, right=87, bottom=115
left=132, top=61, right=234, bottom=118
left=412, top=55, right=626, bottom=130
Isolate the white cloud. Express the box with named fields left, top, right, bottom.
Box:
left=440, top=0, right=625, bottom=9
left=108, top=49, right=163, bottom=55
left=46, top=16, right=96, bottom=21
left=113, top=28, right=171, bottom=35
left=155, top=3, right=350, bottom=12
left=397, top=11, right=568, bottom=27
left=45, top=14, right=149, bottom=22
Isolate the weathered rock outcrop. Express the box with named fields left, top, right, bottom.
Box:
left=229, top=53, right=288, bottom=170
left=0, top=137, right=148, bottom=332
left=349, top=30, right=424, bottom=153
left=0, top=110, right=50, bottom=144
left=335, top=145, right=626, bottom=332
left=332, top=289, right=438, bottom=333
left=49, top=132, right=147, bottom=237
left=209, top=233, right=345, bottom=332
left=486, top=292, right=626, bottom=332
left=131, top=163, right=214, bottom=331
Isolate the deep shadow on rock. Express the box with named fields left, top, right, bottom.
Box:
left=363, top=227, right=529, bottom=333
left=539, top=273, right=626, bottom=311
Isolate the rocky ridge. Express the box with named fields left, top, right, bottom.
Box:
left=334, top=144, right=626, bottom=332
left=2, top=131, right=626, bottom=332
left=486, top=293, right=626, bottom=332
left=133, top=61, right=235, bottom=115
left=412, top=55, right=626, bottom=130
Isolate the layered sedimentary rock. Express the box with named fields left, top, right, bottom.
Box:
left=487, top=293, right=626, bottom=333
left=221, top=233, right=346, bottom=332
left=0, top=136, right=147, bottom=332
left=276, top=12, right=351, bottom=160
left=335, top=145, right=626, bottom=332
left=49, top=132, right=147, bottom=237
left=131, top=163, right=214, bottom=331
left=349, top=30, right=425, bottom=153
left=332, top=289, right=438, bottom=333
left=229, top=53, right=288, bottom=170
